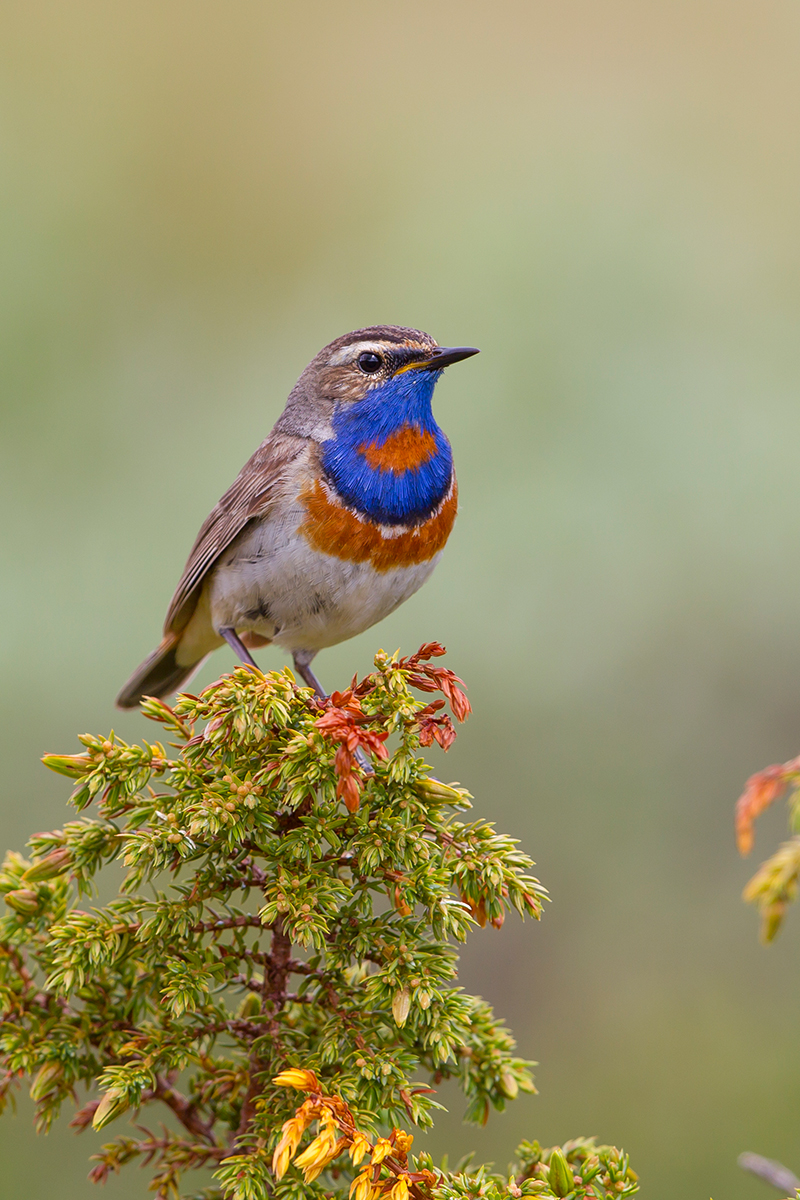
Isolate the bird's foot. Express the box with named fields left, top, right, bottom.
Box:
left=292, top=652, right=375, bottom=776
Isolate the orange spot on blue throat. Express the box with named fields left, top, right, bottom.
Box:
left=320, top=369, right=453, bottom=525
left=359, top=426, right=438, bottom=473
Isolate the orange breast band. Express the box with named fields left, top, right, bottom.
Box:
left=299, top=479, right=458, bottom=572
left=359, top=426, right=438, bottom=473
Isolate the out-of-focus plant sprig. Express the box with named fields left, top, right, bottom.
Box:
left=0, top=643, right=637, bottom=1199
left=735, top=754, right=800, bottom=941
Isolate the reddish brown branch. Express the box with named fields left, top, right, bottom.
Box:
left=234, top=916, right=293, bottom=1145
left=264, top=917, right=292, bottom=1010
left=149, top=1076, right=218, bottom=1146
left=192, top=914, right=266, bottom=935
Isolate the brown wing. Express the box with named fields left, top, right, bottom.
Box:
left=164, top=432, right=306, bottom=635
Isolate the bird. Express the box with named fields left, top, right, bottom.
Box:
left=116, top=325, right=479, bottom=709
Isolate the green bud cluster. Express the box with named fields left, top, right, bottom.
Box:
left=427, top=1138, right=638, bottom=1200
left=0, top=648, right=637, bottom=1200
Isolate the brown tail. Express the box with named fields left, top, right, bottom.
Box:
left=116, top=635, right=207, bottom=710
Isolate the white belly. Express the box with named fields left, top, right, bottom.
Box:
left=205, top=508, right=441, bottom=654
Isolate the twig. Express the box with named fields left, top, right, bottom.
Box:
left=149, top=1076, right=218, bottom=1146
left=192, top=914, right=266, bottom=935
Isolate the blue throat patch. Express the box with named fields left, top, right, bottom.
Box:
left=320, top=369, right=453, bottom=527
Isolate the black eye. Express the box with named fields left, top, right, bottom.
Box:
left=357, top=351, right=383, bottom=374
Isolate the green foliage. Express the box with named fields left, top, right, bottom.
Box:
left=0, top=645, right=638, bottom=1199
left=434, top=1137, right=639, bottom=1200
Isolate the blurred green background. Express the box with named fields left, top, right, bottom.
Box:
left=3, top=1, right=800, bottom=1195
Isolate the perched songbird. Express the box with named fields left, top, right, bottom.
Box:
left=117, top=325, right=478, bottom=708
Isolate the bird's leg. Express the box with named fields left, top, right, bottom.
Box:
left=220, top=626, right=260, bottom=670
left=291, top=653, right=327, bottom=699
left=292, top=651, right=373, bottom=775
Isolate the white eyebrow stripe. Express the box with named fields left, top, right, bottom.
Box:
left=327, top=341, right=395, bottom=366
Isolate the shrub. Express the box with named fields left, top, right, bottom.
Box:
left=0, top=644, right=639, bottom=1200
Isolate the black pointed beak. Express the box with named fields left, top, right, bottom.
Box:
left=420, top=345, right=480, bottom=371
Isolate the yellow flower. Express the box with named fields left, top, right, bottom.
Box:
left=350, top=1131, right=373, bottom=1166
left=272, top=1139, right=295, bottom=1180
left=294, top=1129, right=345, bottom=1182
left=349, top=1168, right=376, bottom=1200
left=294, top=1129, right=335, bottom=1169
left=389, top=1174, right=410, bottom=1200
left=271, top=1108, right=314, bottom=1178
left=393, top=1130, right=414, bottom=1157
left=272, top=1068, right=319, bottom=1091
left=371, top=1137, right=393, bottom=1166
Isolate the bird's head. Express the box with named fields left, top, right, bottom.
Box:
left=280, top=326, right=479, bottom=441
left=312, top=325, right=479, bottom=406
left=279, top=326, right=478, bottom=527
